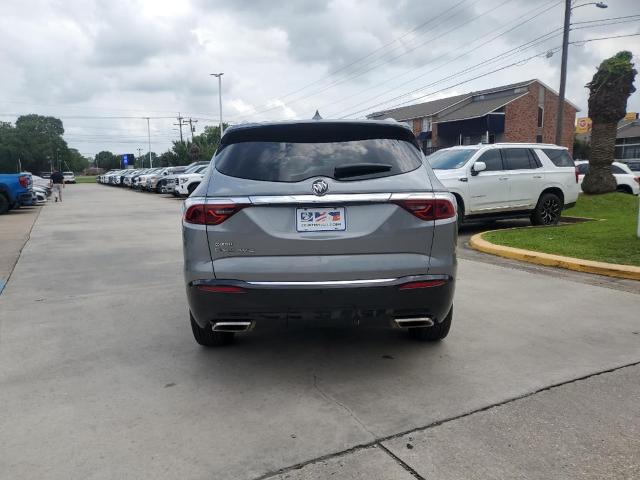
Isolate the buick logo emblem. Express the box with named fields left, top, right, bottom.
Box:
left=311, top=179, right=329, bottom=196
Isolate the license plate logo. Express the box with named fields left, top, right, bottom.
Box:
left=297, top=207, right=346, bottom=232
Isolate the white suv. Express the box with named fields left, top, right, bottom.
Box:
left=62, top=171, right=76, bottom=184
left=575, top=161, right=639, bottom=195
left=428, top=143, right=579, bottom=226
left=174, top=166, right=208, bottom=197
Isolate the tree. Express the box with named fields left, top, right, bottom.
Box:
left=64, top=149, right=90, bottom=173
left=135, top=151, right=158, bottom=168
left=95, top=151, right=118, bottom=170
left=582, top=51, right=637, bottom=194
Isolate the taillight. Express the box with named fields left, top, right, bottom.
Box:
left=575, top=166, right=579, bottom=184
left=19, top=175, right=29, bottom=188
left=634, top=177, right=640, bottom=185
left=399, top=280, right=446, bottom=290
left=394, top=198, right=456, bottom=221
left=196, top=285, right=246, bottom=294
left=184, top=203, right=247, bottom=225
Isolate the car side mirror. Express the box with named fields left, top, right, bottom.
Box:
left=471, top=161, right=486, bottom=176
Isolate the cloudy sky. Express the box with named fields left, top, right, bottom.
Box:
left=1, top=0, right=638, bottom=158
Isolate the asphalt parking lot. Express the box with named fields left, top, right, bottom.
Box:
left=1, top=185, right=639, bottom=479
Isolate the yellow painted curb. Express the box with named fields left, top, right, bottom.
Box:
left=469, top=232, right=640, bottom=281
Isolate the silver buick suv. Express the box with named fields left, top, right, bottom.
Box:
left=182, top=120, right=457, bottom=346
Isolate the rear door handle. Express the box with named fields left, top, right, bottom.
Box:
left=498, top=177, right=509, bottom=180
left=533, top=175, right=543, bottom=179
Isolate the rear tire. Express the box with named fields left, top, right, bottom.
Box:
left=0, top=194, right=9, bottom=215
left=454, top=196, right=464, bottom=228
left=190, top=312, right=235, bottom=347
left=616, top=185, right=633, bottom=194
left=408, top=305, right=452, bottom=342
left=531, top=192, right=562, bottom=226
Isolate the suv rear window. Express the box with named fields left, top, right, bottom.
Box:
left=542, top=148, right=574, bottom=167
left=215, top=139, right=423, bottom=182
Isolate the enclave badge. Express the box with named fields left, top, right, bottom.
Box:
left=311, top=179, right=329, bottom=196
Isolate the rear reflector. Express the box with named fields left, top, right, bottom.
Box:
left=197, top=285, right=246, bottom=294
left=184, top=203, right=248, bottom=225
left=399, top=280, right=446, bottom=290
left=394, top=198, right=456, bottom=221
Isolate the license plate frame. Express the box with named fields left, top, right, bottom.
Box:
left=296, top=206, right=346, bottom=232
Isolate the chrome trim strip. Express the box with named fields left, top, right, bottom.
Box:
left=192, top=192, right=450, bottom=206
left=248, top=278, right=395, bottom=286
left=249, top=193, right=392, bottom=205
left=191, top=274, right=451, bottom=290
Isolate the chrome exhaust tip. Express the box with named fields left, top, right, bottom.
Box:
left=212, top=321, right=254, bottom=332
left=394, top=317, right=434, bottom=329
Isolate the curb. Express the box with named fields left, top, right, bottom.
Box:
left=469, top=231, right=640, bottom=281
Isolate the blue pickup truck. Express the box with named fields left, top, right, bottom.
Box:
left=0, top=173, right=34, bottom=214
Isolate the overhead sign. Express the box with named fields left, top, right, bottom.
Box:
left=575, top=117, right=592, bottom=134
left=121, top=153, right=134, bottom=168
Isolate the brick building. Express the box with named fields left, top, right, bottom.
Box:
left=368, top=79, right=578, bottom=155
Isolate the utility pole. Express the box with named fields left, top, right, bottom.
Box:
left=555, top=1, right=608, bottom=145
left=210, top=73, right=224, bottom=136
left=186, top=118, right=198, bottom=141
left=145, top=117, right=152, bottom=168
left=554, top=0, right=571, bottom=146
left=137, top=148, right=142, bottom=168
left=174, top=113, right=185, bottom=144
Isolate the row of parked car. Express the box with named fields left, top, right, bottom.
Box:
left=97, top=161, right=209, bottom=196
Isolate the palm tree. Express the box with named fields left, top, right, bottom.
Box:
left=582, top=51, right=636, bottom=194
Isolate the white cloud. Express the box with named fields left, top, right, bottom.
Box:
left=0, top=0, right=638, bottom=156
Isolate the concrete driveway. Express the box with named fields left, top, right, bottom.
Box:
left=1, top=185, right=639, bottom=479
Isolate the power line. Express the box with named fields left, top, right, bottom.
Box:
left=234, top=0, right=513, bottom=120
left=571, top=14, right=640, bottom=25
left=335, top=27, right=563, bottom=118
left=570, top=17, right=640, bottom=30
left=277, top=0, right=515, bottom=107
left=231, top=0, right=475, bottom=119
left=339, top=32, right=640, bottom=119
left=324, top=0, right=561, bottom=116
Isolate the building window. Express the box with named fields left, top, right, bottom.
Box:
left=536, top=134, right=543, bottom=143
left=421, top=117, right=431, bottom=132
left=537, top=106, right=544, bottom=128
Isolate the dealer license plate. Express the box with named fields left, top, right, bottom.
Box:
left=296, top=207, right=346, bottom=232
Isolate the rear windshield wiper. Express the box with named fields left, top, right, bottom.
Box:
left=333, top=163, right=392, bottom=179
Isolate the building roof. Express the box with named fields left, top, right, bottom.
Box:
left=368, top=93, right=469, bottom=121
left=617, top=120, right=640, bottom=139
left=367, top=79, right=579, bottom=123
left=435, top=91, right=527, bottom=123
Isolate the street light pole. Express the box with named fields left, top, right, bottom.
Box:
left=210, top=73, right=224, bottom=136
left=555, top=1, right=607, bottom=145
left=146, top=117, right=152, bottom=168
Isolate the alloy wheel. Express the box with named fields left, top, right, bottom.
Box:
left=541, top=198, right=561, bottom=225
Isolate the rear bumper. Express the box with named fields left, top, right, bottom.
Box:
left=17, top=192, right=34, bottom=206
left=187, top=275, right=455, bottom=329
